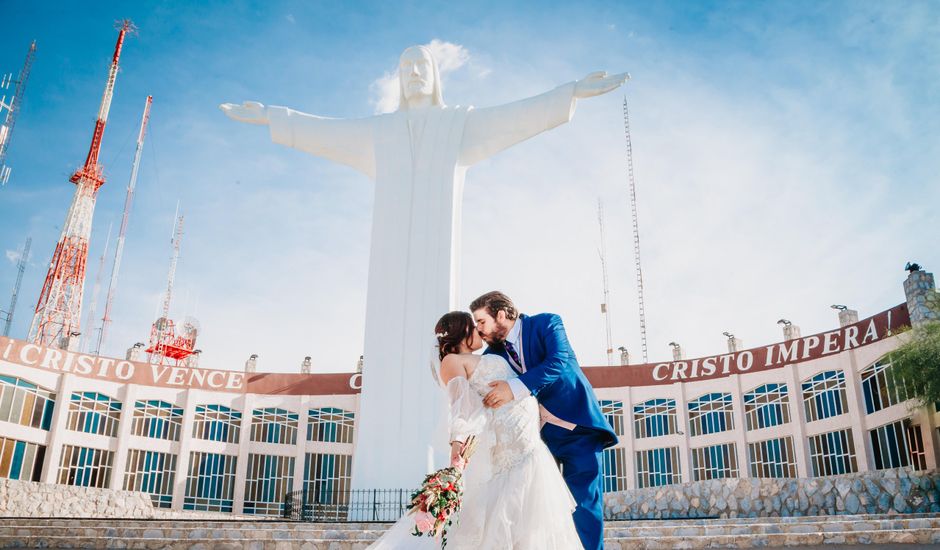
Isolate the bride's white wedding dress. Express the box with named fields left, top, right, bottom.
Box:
left=369, top=354, right=582, bottom=549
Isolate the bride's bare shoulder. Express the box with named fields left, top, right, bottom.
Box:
left=440, top=353, right=481, bottom=384
left=440, top=354, right=466, bottom=385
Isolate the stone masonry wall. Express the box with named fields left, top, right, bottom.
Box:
left=0, top=479, right=155, bottom=518
left=0, top=479, right=249, bottom=519
left=605, top=468, right=940, bottom=519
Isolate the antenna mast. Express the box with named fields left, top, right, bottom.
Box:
left=0, top=40, right=37, bottom=186
left=96, top=95, right=152, bottom=355
left=2, top=237, right=31, bottom=336
left=598, top=199, right=614, bottom=366
left=146, top=209, right=187, bottom=365
left=81, top=223, right=112, bottom=352
left=29, top=21, right=134, bottom=350
left=623, top=96, right=649, bottom=363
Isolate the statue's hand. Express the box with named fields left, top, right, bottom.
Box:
left=219, top=101, right=269, bottom=125
left=574, top=71, right=631, bottom=99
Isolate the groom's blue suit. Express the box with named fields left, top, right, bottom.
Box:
left=484, top=313, right=617, bottom=550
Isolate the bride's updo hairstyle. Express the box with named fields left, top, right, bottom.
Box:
left=435, top=311, right=475, bottom=360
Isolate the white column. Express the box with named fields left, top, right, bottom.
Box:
left=292, top=396, right=309, bottom=496
left=171, top=389, right=197, bottom=510
left=40, top=373, right=75, bottom=483
left=785, top=364, right=810, bottom=477
left=675, top=382, right=691, bottom=483
left=728, top=374, right=750, bottom=478
left=233, top=393, right=255, bottom=514
left=843, top=349, right=870, bottom=471
left=622, top=388, right=636, bottom=489
left=109, top=383, right=138, bottom=490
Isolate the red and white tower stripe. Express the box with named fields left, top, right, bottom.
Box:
left=29, top=20, right=134, bottom=349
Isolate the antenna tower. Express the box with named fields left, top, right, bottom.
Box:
left=145, top=210, right=196, bottom=366
left=81, top=223, right=112, bottom=352
left=2, top=237, right=31, bottom=336
left=96, top=95, right=152, bottom=355
left=28, top=21, right=134, bottom=350
left=597, top=199, right=614, bottom=366
left=0, top=40, right=37, bottom=186
left=623, top=96, right=649, bottom=362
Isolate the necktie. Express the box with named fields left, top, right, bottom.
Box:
left=505, top=341, right=523, bottom=374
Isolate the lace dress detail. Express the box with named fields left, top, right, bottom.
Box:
left=469, top=356, right=542, bottom=474
left=369, top=354, right=580, bottom=549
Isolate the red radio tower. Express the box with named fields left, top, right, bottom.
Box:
left=29, top=20, right=135, bottom=350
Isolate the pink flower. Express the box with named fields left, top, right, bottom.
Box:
left=414, top=510, right=436, bottom=533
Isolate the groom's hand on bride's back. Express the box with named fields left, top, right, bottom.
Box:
left=484, top=380, right=513, bottom=409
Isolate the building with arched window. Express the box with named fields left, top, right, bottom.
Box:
left=1, top=268, right=938, bottom=517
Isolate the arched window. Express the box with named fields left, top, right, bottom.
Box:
left=633, top=398, right=676, bottom=438
left=0, top=374, right=56, bottom=430
left=860, top=360, right=908, bottom=414
left=599, top=400, right=625, bottom=437
left=687, top=392, right=734, bottom=436
left=250, top=407, right=298, bottom=445
left=801, top=370, right=848, bottom=422
left=192, top=404, right=242, bottom=443
left=131, top=400, right=183, bottom=441
left=308, top=408, right=355, bottom=443
left=66, top=392, right=121, bottom=437
left=743, top=383, right=790, bottom=431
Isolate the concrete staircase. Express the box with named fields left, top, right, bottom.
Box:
left=1, top=513, right=940, bottom=548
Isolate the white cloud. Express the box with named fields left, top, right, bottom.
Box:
left=5, top=250, right=20, bottom=265
left=369, top=39, right=472, bottom=114
left=426, top=39, right=470, bottom=73
left=369, top=70, right=400, bottom=114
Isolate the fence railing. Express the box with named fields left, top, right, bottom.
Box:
left=282, top=489, right=414, bottom=522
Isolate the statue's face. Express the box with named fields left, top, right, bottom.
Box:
left=399, top=47, right=436, bottom=102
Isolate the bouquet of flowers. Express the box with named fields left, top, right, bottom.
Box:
left=407, top=434, right=479, bottom=547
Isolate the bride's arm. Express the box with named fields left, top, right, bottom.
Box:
left=443, top=362, right=487, bottom=447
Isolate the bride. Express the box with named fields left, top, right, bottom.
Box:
left=369, top=311, right=582, bottom=549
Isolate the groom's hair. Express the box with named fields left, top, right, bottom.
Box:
left=469, top=291, right=518, bottom=321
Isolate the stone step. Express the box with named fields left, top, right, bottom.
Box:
left=3, top=511, right=939, bottom=528
left=4, top=516, right=940, bottom=539
left=2, top=529, right=940, bottom=549
left=2, top=514, right=939, bottom=548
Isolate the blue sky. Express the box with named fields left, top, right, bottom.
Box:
left=1, top=1, right=937, bottom=373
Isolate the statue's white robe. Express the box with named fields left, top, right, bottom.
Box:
left=267, top=82, right=576, bottom=491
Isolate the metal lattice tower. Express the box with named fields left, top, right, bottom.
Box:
left=0, top=40, right=36, bottom=187
left=29, top=21, right=134, bottom=350
left=2, top=237, right=31, bottom=337
left=96, top=95, right=152, bottom=355
left=81, top=222, right=112, bottom=352
left=597, top=199, right=614, bottom=366
left=146, top=211, right=193, bottom=365
left=623, top=96, right=649, bottom=363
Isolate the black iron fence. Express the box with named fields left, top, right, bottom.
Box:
left=282, top=489, right=415, bottom=522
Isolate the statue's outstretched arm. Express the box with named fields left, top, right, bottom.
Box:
left=220, top=101, right=376, bottom=179
left=458, top=71, right=629, bottom=167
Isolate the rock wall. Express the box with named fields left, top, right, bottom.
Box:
left=0, top=479, right=249, bottom=519
left=604, top=468, right=940, bottom=519
left=0, top=478, right=155, bottom=518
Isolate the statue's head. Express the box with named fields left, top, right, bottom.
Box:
left=398, top=45, right=444, bottom=110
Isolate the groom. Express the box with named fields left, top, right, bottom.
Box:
left=471, top=291, right=617, bottom=550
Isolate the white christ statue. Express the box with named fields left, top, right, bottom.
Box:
left=221, top=45, right=628, bottom=491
